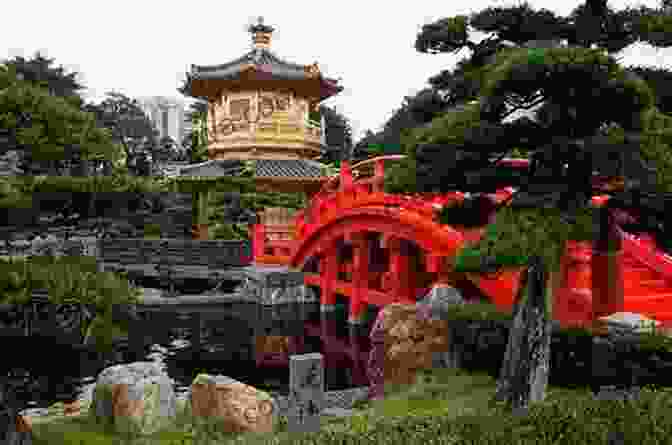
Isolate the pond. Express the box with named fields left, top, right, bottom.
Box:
left=16, top=297, right=377, bottom=418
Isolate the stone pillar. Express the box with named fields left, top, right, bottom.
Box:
left=287, top=353, right=325, bottom=434
left=349, top=232, right=369, bottom=324
left=592, top=206, right=624, bottom=320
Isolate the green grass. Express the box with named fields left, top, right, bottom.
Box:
left=30, top=365, right=672, bottom=445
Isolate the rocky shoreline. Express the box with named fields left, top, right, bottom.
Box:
left=20, top=384, right=371, bottom=421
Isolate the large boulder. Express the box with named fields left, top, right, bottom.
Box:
left=367, top=301, right=452, bottom=399
left=185, top=374, right=278, bottom=434
left=88, top=362, right=177, bottom=436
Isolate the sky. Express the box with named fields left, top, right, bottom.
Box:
left=3, top=0, right=671, bottom=143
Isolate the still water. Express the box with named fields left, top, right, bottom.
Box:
left=18, top=299, right=375, bottom=416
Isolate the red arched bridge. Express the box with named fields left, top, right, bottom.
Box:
left=250, top=155, right=672, bottom=330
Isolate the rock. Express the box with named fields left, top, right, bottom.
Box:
left=416, top=285, right=465, bottom=320
left=367, top=303, right=452, bottom=399
left=88, top=361, right=177, bottom=436
left=186, top=374, right=278, bottom=434
left=12, top=240, right=30, bottom=249
left=46, top=400, right=81, bottom=417
left=596, top=312, right=661, bottom=335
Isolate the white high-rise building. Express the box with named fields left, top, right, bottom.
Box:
left=137, top=96, right=189, bottom=148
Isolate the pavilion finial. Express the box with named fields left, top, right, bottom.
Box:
left=248, top=16, right=275, bottom=50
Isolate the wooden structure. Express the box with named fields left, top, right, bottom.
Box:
left=171, top=18, right=672, bottom=334
left=247, top=155, right=672, bottom=330
left=177, top=16, right=342, bottom=240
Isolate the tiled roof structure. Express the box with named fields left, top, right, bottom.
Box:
left=191, top=48, right=310, bottom=82
left=180, top=18, right=342, bottom=102
left=254, top=159, right=326, bottom=178
left=171, top=158, right=328, bottom=180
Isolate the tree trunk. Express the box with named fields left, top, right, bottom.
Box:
left=492, top=255, right=553, bottom=415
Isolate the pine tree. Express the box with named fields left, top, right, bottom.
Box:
left=388, top=1, right=672, bottom=413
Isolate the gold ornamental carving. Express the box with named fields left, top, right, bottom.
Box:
left=206, top=89, right=320, bottom=157
left=305, top=62, right=320, bottom=78
left=259, top=96, right=275, bottom=119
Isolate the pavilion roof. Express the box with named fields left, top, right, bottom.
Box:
left=180, top=17, right=342, bottom=101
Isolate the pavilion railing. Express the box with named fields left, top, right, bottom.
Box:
left=252, top=207, right=296, bottom=265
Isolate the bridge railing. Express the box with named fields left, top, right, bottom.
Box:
left=293, top=156, right=461, bottom=245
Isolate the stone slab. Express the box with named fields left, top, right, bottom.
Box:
left=287, top=353, right=325, bottom=434
left=239, top=265, right=305, bottom=288
left=321, top=407, right=356, bottom=418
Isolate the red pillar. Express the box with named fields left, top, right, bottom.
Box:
left=387, top=237, right=416, bottom=304
left=555, top=241, right=593, bottom=328
left=340, top=161, right=354, bottom=192
left=350, top=233, right=370, bottom=324
left=320, top=246, right=338, bottom=309
left=288, top=335, right=305, bottom=356
left=373, top=159, right=385, bottom=193
left=348, top=323, right=370, bottom=387
left=252, top=223, right=265, bottom=261
left=592, top=207, right=624, bottom=320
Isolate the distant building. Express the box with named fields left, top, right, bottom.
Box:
left=137, top=96, right=190, bottom=148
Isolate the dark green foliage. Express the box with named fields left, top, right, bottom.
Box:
left=83, top=91, right=159, bottom=175
left=630, top=66, right=672, bottom=116
left=353, top=88, right=450, bottom=162
left=181, top=99, right=208, bottom=164
left=319, top=104, right=354, bottom=164
left=0, top=65, right=119, bottom=177
left=2, top=51, right=86, bottom=100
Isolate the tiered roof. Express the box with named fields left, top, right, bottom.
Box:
left=180, top=17, right=342, bottom=101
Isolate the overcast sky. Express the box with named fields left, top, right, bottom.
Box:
left=3, top=0, right=671, bottom=142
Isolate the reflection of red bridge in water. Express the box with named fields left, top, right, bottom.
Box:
left=250, top=156, right=672, bottom=375
left=255, top=317, right=373, bottom=387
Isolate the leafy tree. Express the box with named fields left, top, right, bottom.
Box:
left=318, top=104, right=354, bottom=165
left=416, top=1, right=672, bottom=111
left=1, top=52, right=115, bottom=176
left=388, top=0, right=672, bottom=413
left=352, top=87, right=453, bottom=162
left=0, top=256, right=143, bottom=442
left=83, top=92, right=159, bottom=174
left=2, top=51, right=86, bottom=104
left=154, top=135, right=178, bottom=163
left=182, top=99, right=208, bottom=163
left=0, top=65, right=118, bottom=177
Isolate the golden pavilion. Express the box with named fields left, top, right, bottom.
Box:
left=177, top=17, right=344, bottom=239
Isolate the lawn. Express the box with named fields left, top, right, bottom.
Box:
left=29, top=365, right=672, bottom=445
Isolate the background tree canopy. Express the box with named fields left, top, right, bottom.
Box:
left=0, top=63, right=119, bottom=176
left=363, top=1, right=672, bottom=170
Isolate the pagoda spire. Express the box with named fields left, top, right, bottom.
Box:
left=248, top=16, right=275, bottom=50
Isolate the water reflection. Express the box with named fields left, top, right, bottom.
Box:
left=20, top=306, right=376, bottom=415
